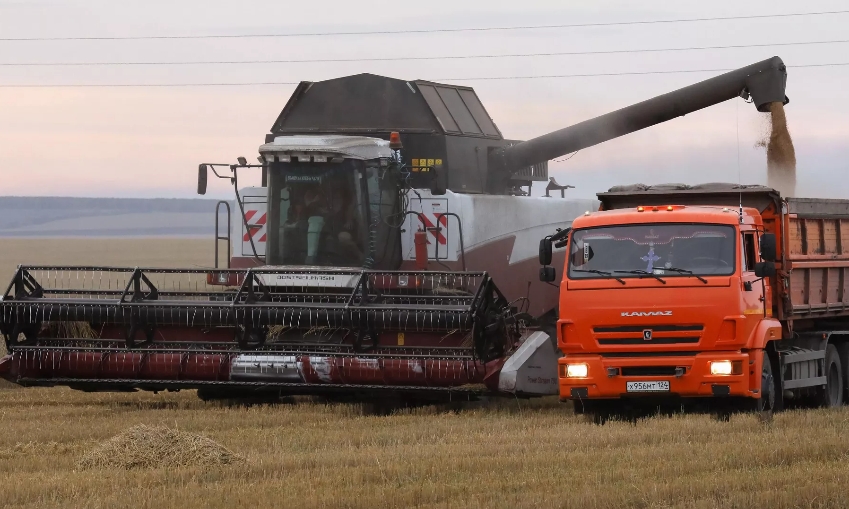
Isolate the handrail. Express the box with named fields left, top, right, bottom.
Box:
left=214, top=200, right=232, bottom=269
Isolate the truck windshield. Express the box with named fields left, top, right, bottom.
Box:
left=568, top=223, right=736, bottom=279
left=266, top=161, right=368, bottom=267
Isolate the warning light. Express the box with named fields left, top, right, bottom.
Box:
left=667, top=206, right=674, bottom=211
left=389, top=131, right=403, bottom=150
left=637, top=206, right=645, bottom=212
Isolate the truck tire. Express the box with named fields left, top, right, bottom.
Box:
left=758, top=349, right=782, bottom=413
left=817, top=344, right=844, bottom=408
left=742, top=349, right=782, bottom=414
left=837, top=343, right=849, bottom=402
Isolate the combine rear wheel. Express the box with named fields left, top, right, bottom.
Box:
left=816, top=345, right=843, bottom=408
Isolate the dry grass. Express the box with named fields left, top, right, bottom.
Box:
left=3, top=239, right=849, bottom=508
left=78, top=424, right=243, bottom=470
left=0, top=237, right=212, bottom=281
left=1, top=389, right=849, bottom=509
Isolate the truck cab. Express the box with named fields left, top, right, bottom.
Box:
left=541, top=183, right=849, bottom=416
left=554, top=204, right=779, bottom=405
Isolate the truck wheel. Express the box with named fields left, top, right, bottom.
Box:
left=756, top=350, right=780, bottom=412
left=837, top=343, right=849, bottom=402
left=817, top=344, right=844, bottom=408
left=764, top=350, right=784, bottom=412
left=745, top=349, right=782, bottom=415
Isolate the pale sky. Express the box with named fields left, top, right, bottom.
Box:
left=1, top=0, right=847, bottom=200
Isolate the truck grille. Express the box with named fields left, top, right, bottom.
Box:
left=593, top=324, right=703, bottom=346
left=598, top=337, right=699, bottom=345
left=621, top=366, right=681, bottom=377
left=594, top=324, right=703, bottom=333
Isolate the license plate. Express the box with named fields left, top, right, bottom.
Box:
left=626, top=381, right=670, bottom=392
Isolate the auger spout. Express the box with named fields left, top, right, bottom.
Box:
left=489, top=56, right=788, bottom=183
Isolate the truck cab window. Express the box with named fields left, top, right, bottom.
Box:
left=569, top=223, right=736, bottom=279
left=743, top=233, right=757, bottom=272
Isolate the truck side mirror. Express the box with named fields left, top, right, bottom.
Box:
left=539, top=237, right=553, bottom=266
left=539, top=266, right=556, bottom=282
left=754, top=261, right=776, bottom=278
left=430, top=164, right=447, bottom=196
left=197, top=164, right=208, bottom=195
left=760, top=233, right=777, bottom=262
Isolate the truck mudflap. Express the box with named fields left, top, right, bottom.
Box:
left=558, top=351, right=754, bottom=400
left=0, top=266, right=535, bottom=395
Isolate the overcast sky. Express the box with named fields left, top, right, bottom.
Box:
left=1, top=0, right=847, bottom=200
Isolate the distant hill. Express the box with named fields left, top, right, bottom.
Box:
left=0, top=197, right=228, bottom=237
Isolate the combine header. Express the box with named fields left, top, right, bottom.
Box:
left=0, top=57, right=789, bottom=403
left=1, top=266, right=518, bottom=397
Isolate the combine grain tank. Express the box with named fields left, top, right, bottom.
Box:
left=0, top=57, right=789, bottom=402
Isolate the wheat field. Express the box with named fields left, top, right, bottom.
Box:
left=2, top=238, right=849, bottom=509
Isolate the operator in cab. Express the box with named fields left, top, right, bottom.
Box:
left=277, top=172, right=365, bottom=267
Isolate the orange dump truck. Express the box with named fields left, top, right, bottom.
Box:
left=538, top=183, right=849, bottom=416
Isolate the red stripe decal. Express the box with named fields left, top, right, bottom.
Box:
left=420, top=215, right=446, bottom=245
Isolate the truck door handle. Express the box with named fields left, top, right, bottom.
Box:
left=759, top=296, right=765, bottom=302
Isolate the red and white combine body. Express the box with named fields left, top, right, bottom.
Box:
left=0, top=59, right=789, bottom=403
left=225, top=142, right=594, bottom=322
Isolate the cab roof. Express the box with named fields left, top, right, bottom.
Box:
left=572, top=204, right=762, bottom=229
left=597, top=183, right=780, bottom=214
left=259, top=135, right=393, bottom=161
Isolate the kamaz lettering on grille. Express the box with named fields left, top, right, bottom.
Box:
left=620, top=311, right=673, bottom=317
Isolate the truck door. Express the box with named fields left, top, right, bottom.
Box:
left=741, top=231, right=767, bottom=320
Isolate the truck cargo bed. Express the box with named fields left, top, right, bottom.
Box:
left=784, top=198, right=849, bottom=320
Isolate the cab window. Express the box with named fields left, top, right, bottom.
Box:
left=742, top=233, right=757, bottom=272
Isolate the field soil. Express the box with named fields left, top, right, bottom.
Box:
left=2, top=239, right=849, bottom=508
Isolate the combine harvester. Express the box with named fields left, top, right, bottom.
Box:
left=0, top=57, right=789, bottom=406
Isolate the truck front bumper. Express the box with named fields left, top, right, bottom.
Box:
left=558, top=351, right=754, bottom=400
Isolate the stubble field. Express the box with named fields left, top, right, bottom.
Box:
left=1, top=238, right=849, bottom=509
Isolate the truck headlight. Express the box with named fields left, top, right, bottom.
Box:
left=710, top=360, right=742, bottom=376
left=565, top=363, right=588, bottom=378
left=710, top=360, right=733, bottom=375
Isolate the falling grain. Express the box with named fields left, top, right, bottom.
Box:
left=765, top=102, right=797, bottom=197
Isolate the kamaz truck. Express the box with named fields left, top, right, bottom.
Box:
left=541, top=184, right=849, bottom=417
